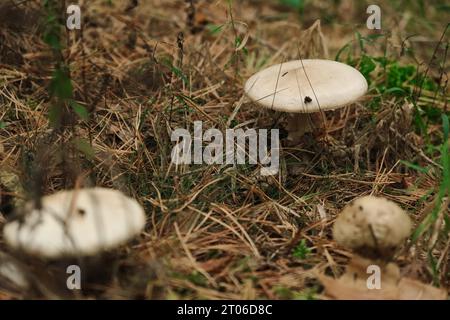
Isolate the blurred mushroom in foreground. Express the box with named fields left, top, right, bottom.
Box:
left=317, top=195, right=448, bottom=300
left=3, top=187, right=146, bottom=258
left=244, top=59, right=367, bottom=144
left=1, top=187, right=147, bottom=298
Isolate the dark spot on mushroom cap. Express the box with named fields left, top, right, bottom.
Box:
left=77, top=208, right=86, bottom=216
left=359, top=205, right=363, bottom=211
left=282, top=72, right=288, bottom=77
left=304, top=96, right=312, bottom=103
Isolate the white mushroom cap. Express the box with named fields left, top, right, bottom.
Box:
left=244, top=59, right=368, bottom=113
left=332, top=196, right=412, bottom=257
left=2, top=188, right=146, bottom=259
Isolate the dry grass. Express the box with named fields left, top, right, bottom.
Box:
left=0, top=0, right=449, bottom=299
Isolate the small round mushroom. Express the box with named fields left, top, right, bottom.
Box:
left=3, top=187, right=146, bottom=259
left=332, top=196, right=412, bottom=259
left=244, top=59, right=367, bottom=143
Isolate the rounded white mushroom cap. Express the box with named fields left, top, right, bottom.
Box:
left=3, top=188, right=146, bottom=259
left=332, top=196, right=412, bottom=257
left=244, top=59, right=368, bottom=113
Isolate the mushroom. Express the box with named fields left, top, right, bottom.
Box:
left=244, top=59, right=367, bottom=144
left=318, top=196, right=448, bottom=300
left=3, top=187, right=146, bottom=259
left=1, top=187, right=147, bottom=297
left=332, top=195, right=412, bottom=259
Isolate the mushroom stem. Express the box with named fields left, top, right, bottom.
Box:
left=285, top=113, right=321, bottom=145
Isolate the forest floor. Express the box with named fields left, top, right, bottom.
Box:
left=0, top=0, right=449, bottom=299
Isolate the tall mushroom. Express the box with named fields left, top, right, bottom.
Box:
left=244, top=59, right=368, bottom=144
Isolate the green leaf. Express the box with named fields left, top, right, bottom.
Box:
left=0, top=121, right=6, bottom=129
left=161, top=58, right=189, bottom=86
left=359, top=55, right=376, bottom=80
left=413, top=104, right=428, bottom=138
left=49, top=68, right=73, bottom=99
left=234, top=36, right=248, bottom=55
left=355, top=31, right=364, bottom=52
left=292, top=239, right=311, bottom=260
left=335, top=43, right=351, bottom=62
left=70, top=100, right=89, bottom=120
left=412, top=217, right=431, bottom=242
left=384, top=87, right=406, bottom=95
left=366, top=33, right=386, bottom=41
left=442, top=114, right=449, bottom=141
left=207, top=24, right=224, bottom=35
left=400, top=160, right=429, bottom=174
left=279, top=0, right=305, bottom=11
left=48, top=104, right=62, bottom=127
left=427, top=251, right=439, bottom=285
left=440, top=114, right=450, bottom=193
left=73, top=138, right=95, bottom=159
left=43, top=32, right=61, bottom=50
